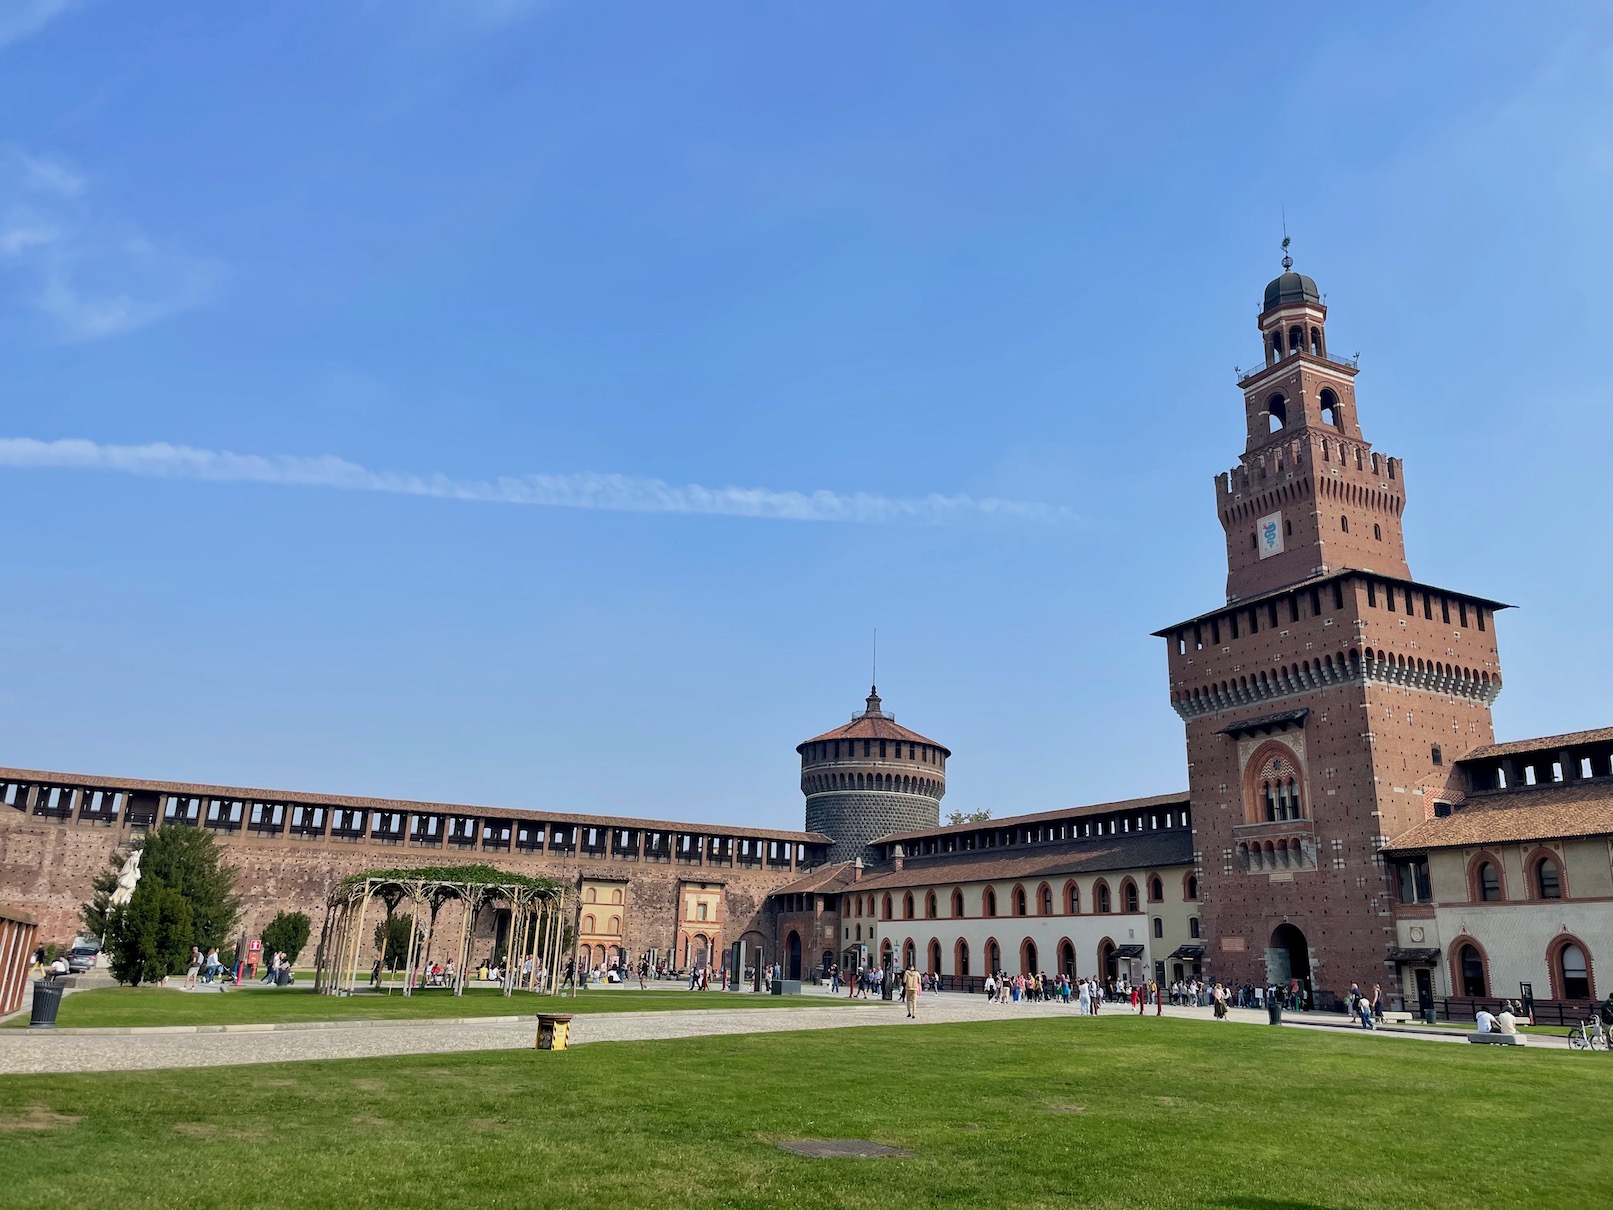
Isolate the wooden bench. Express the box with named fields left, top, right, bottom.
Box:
left=1467, top=1031, right=1525, bottom=1045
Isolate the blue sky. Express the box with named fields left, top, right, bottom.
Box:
left=2, top=3, right=1610, bottom=828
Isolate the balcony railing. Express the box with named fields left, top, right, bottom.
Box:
left=1237, top=349, right=1359, bottom=383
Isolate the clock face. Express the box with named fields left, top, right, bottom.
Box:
left=1258, top=511, right=1284, bottom=559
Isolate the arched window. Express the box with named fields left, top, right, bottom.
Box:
left=1189, top=917, right=1201, bottom=939
left=1039, top=885, right=1053, bottom=915
left=1476, top=861, right=1502, bottom=902
left=1319, top=387, right=1342, bottom=429
left=1096, top=882, right=1111, bottom=913
left=609, top=916, right=620, bottom=933
left=611, top=889, right=623, bottom=904
left=1185, top=875, right=1198, bottom=901
left=1373, top=523, right=1382, bottom=541
left=585, top=888, right=597, bottom=903
left=903, top=939, right=915, bottom=969
left=1456, top=942, right=1487, bottom=997
left=1148, top=876, right=1163, bottom=903
left=983, top=888, right=997, bottom=917
left=928, top=939, right=941, bottom=974
left=1557, top=942, right=1592, bottom=999
left=1066, top=883, right=1080, bottom=914
left=1535, top=856, right=1563, bottom=900
left=902, top=892, right=914, bottom=920
left=1341, top=515, right=1349, bottom=533
left=1121, top=879, right=1139, bottom=913
left=955, top=938, right=970, bottom=977
left=1287, top=325, right=1304, bottom=354
left=925, top=891, right=938, bottom=919
left=1152, top=917, right=1163, bottom=939
left=986, top=939, right=1000, bottom=973
left=583, top=915, right=595, bottom=933
left=1267, top=393, right=1288, bottom=432
left=882, top=894, right=893, bottom=920
left=951, top=889, right=964, bottom=918
left=1013, top=886, right=1027, bottom=917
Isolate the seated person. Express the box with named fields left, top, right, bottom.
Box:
left=1474, top=1007, right=1499, bottom=1034
left=44, top=955, right=70, bottom=981
left=1496, top=1003, right=1521, bottom=1035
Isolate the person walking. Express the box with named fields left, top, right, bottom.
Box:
left=903, top=964, right=921, bottom=1019
left=184, top=946, right=202, bottom=989
left=1152, top=979, right=1162, bottom=1016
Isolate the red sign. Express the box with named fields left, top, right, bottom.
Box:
left=249, top=939, right=262, bottom=952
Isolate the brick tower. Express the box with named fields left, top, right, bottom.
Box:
left=797, top=688, right=948, bottom=863
left=1154, top=252, right=1508, bottom=1001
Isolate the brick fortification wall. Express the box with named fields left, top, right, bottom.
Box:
left=0, top=811, right=792, bottom=965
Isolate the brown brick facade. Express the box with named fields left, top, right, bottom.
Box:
left=1157, top=263, right=1509, bottom=999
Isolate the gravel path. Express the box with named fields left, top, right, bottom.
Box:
left=0, top=994, right=1566, bottom=1075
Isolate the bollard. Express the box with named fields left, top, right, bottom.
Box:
left=536, top=1013, right=573, bottom=1051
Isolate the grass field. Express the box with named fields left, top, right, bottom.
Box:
left=2, top=1015, right=1605, bottom=1209
left=6, top=985, right=842, bottom=1029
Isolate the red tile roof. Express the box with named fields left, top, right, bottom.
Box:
left=797, top=689, right=947, bottom=752
left=852, top=830, right=1194, bottom=893
left=1460, top=726, right=1613, bottom=761
left=1383, top=781, right=1613, bottom=851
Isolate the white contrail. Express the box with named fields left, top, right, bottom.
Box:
left=0, top=437, right=1078, bottom=525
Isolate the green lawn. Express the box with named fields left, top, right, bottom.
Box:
left=2, top=1017, right=1605, bottom=1209
left=7, top=985, right=841, bottom=1029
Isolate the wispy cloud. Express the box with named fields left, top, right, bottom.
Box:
left=0, top=436, right=1081, bottom=526
left=0, top=148, right=223, bottom=341
left=0, top=0, right=76, bottom=50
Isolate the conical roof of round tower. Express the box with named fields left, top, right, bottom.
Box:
left=796, top=687, right=950, bottom=754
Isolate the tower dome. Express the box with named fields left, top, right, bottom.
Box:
left=797, top=687, right=949, bottom=863
left=1262, top=270, right=1320, bottom=312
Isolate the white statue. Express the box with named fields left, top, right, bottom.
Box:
left=109, top=848, right=143, bottom=906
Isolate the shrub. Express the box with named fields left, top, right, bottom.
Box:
left=260, top=911, right=312, bottom=966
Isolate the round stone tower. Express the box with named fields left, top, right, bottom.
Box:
left=797, top=687, right=949, bottom=863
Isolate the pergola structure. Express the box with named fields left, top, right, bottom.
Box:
left=314, top=864, right=568, bottom=997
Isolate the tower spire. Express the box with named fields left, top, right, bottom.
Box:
left=1281, top=210, right=1293, bottom=271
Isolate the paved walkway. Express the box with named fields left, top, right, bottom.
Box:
left=0, top=994, right=1568, bottom=1075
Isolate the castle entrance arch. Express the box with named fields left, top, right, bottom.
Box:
left=1267, top=923, right=1311, bottom=993
left=786, top=930, right=802, bottom=980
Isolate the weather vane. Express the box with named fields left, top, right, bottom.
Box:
left=1281, top=209, right=1293, bottom=271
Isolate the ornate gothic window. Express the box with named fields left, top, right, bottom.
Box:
left=1246, top=746, right=1305, bottom=824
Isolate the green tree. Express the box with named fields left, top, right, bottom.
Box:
left=83, top=828, right=240, bottom=953
left=260, top=911, right=312, bottom=965
left=374, top=913, right=414, bottom=970
left=105, top=883, right=194, bottom=987
left=946, top=808, right=993, bottom=825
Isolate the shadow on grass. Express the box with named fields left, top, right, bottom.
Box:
left=1215, top=1199, right=1347, bottom=1210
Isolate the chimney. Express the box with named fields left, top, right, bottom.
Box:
left=892, top=843, right=904, bottom=872
left=853, top=857, right=864, bottom=882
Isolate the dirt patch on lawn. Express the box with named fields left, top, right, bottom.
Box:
left=173, top=1122, right=218, bottom=1138
left=1043, top=1105, right=1085, bottom=1114
left=351, top=1114, right=392, bottom=1128
left=351, top=1079, right=387, bottom=1093
left=0, top=1104, right=81, bottom=1132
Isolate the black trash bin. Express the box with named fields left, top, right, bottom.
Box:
left=29, top=980, right=64, bottom=1029
left=1421, top=1006, right=1436, bottom=1025
left=1267, top=999, right=1282, bottom=1025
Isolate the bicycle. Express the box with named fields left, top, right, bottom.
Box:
left=1566, top=1016, right=1608, bottom=1050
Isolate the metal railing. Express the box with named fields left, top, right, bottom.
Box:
left=1238, top=349, right=1359, bottom=383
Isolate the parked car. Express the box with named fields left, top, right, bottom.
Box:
left=67, top=945, right=101, bottom=973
